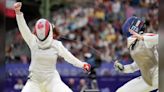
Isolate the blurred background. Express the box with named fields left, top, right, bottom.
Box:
left=2, top=0, right=159, bottom=92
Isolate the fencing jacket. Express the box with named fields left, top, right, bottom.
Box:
left=127, top=33, right=158, bottom=86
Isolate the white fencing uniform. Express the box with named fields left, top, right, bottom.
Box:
left=116, top=33, right=158, bottom=92
left=16, top=13, right=87, bottom=92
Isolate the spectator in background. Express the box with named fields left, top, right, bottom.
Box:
left=68, top=78, right=76, bottom=91
left=20, top=55, right=29, bottom=64
left=140, top=0, right=150, bottom=8
left=14, top=78, right=24, bottom=91
left=124, top=1, right=135, bottom=18
left=94, top=7, right=105, bottom=21
left=78, top=79, right=87, bottom=92
left=12, top=30, right=30, bottom=60
left=5, top=44, right=15, bottom=61
left=112, top=0, right=121, bottom=20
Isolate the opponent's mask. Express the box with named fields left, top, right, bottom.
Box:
left=122, top=16, right=146, bottom=38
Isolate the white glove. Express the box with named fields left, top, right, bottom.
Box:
left=114, top=60, right=124, bottom=72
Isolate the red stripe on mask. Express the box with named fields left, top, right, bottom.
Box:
left=45, top=20, right=50, bottom=38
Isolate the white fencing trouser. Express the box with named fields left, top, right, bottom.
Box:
left=116, top=68, right=158, bottom=92
left=22, top=72, right=73, bottom=92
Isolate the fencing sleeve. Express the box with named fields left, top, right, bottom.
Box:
left=56, top=41, right=86, bottom=68
left=16, top=12, right=35, bottom=48
left=123, top=62, right=140, bottom=73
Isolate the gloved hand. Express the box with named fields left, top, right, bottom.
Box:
left=114, top=60, right=124, bottom=72
left=83, top=63, right=91, bottom=72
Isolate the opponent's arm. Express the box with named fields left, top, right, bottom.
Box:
left=14, top=2, right=34, bottom=47
left=114, top=60, right=139, bottom=73
left=56, top=41, right=90, bottom=71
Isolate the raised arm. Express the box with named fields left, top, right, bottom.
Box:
left=14, top=2, right=34, bottom=47
left=55, top=41, right=90, bottom=71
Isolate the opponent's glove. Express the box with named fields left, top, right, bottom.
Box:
left=114, top=60, right=124, bottom=72
left=83, top=64, right=91, bottom=72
